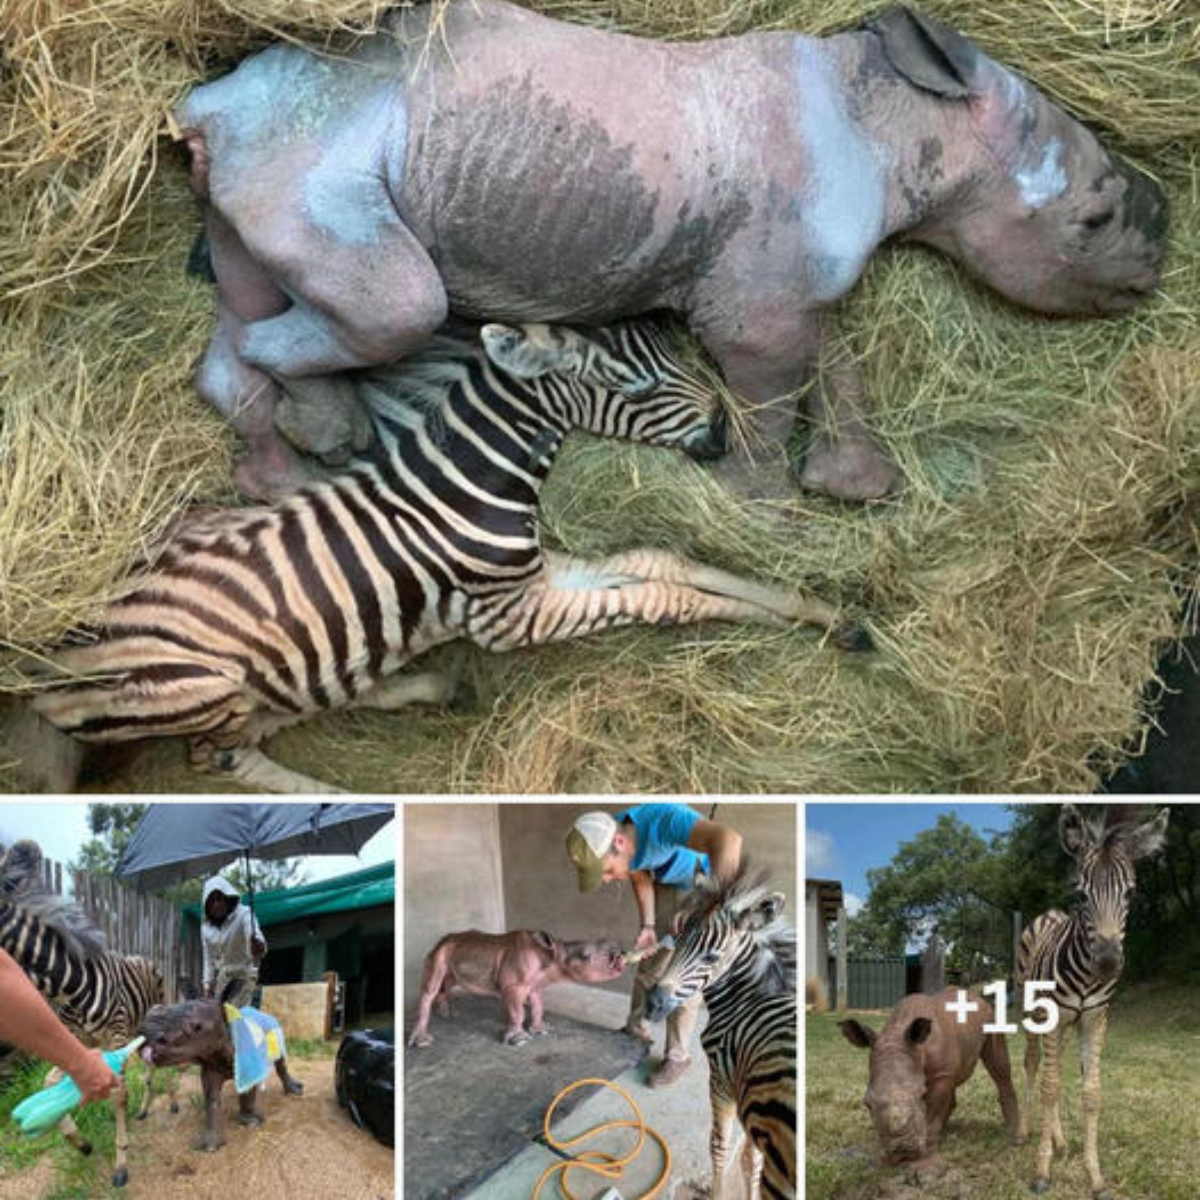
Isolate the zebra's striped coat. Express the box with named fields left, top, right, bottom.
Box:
left=645, top=865, right=797, bottom=1200
left=29, top=320, right=859, bottom=792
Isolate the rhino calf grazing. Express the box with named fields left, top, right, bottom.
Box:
left=175, top=2, right=1166, bottom=502
left=140, top=984, right=304, bottom=1152
left=840, top=988, right=1020, bottom=1169
left=408, top=930, right=627, bottom=1048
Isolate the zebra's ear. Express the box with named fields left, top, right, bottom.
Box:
left=1123, top=807, right=1170, bottom=862
left=1059, top=804, right=1097, bottom=858
left=839, top=1019, right=876, bottom=1049
left=481, top=323, right=559, bottom=379
left=741, top=891, right=786, bottom=931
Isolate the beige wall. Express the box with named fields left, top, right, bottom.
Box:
left=404, top=801, right=797, bottom=1009
left=403, top=803, right=504, bottom=1005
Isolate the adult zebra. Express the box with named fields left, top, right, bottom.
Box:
left=25, top=318, right=867, bottom=793
left=1017, top=804, right=1169, bottom=1200
left=646, top=863, right=797, bottom=1200
left=0, top=839, right=168, bottom=1188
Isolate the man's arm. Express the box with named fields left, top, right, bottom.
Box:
left=630, top=869, right=658, bottom=952
left=248, top=910, right=266, bottom=960
left=686, top=818, right=742, bottom=882
left=201, top=930, right=214, bottom=998
left=0, top=949, right=117, bottom=1104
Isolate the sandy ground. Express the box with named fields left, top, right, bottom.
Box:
left=0, top=1059, right=393, bottom=1200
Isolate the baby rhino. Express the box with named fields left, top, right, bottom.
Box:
left=840, top=988, right=1020, bottom=1169
left=409, top=930, right=626, bottom=1048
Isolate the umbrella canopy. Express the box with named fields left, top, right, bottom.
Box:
left=116, top=803, right=395, bottom=893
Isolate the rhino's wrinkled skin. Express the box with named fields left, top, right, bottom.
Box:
left=140, top=989, right=303, bottom=1153
left=176, top=2, right=1167, bottom=502
left=840, top=989, right=1021, bottom=1172
left=407, top=929, right=627, bottom=1048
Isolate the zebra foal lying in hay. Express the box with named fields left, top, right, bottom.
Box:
left=646, top=863, right=797, bottom=1200
left=0, top=840, right=170, bottom=1188
left=17, top=319, right=868, bottom=793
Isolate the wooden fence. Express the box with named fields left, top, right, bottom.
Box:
left=38, top=857, right=201, bottom=1004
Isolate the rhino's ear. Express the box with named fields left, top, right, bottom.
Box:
left=532, top=930, right=556, bottom=954
left=905, top=1017, right=933, bottom=1046
left=839, top=1019, right=876, bottom=1049
left=870, top=6, right=981, bottom=99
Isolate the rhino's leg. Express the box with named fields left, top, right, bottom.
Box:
left=195, top=1064, right=227, bottom=1151
left=235, top=189, right=448, bottom=378
left=236, top=1085, right=264, bottom=1127
left=199, top=211, right=327, bottom=499
left=797, top=310, right=903, bottom=502
left=274, top=1057, right=304, bottom=1096
left=981, top=1030, right=1022, bottom=1143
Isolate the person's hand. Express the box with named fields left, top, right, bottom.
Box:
left=634, top=926, right=658, bottom=954
left=67, top=1048, right=119, bottom=1105
left=251, top=936, right=265, bottom=960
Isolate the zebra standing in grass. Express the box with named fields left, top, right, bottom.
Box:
left=26, top=318, right=867, bottom=793
left=646, top=863, right=797, bottom=1200
left=1016, top=805, right=1169, bottom=1200
left=0, top=840, right=168, bottom=1188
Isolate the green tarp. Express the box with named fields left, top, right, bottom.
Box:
left=183, top=861, right=393, bottom=928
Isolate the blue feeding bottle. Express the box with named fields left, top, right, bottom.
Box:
left=12, top=1037, right=145, bottom=1137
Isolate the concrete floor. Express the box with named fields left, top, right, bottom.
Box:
left=458, top=982, right=744, bottom=1200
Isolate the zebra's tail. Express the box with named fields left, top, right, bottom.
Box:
left=0, top=700, right=86, bottom=793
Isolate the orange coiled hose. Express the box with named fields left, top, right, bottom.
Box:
left=531, top=1077, right=672, bottom=1200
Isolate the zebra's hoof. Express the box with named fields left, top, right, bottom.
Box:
left=111, top=1167, right=128, bottom=1188
left=1030, top=1178, right=1050, bottom=1195
left=78, top=1141, right=93, bottom=1157
left=831, top=621, right=873, bottom=653
left=136, top=1110, right=147, bottom=1121
left=1093, top=1191, right=1112, bottom=1200
left=170, top=1103, right=180, bottom=1114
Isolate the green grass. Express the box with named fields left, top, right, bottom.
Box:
left=0, top=1054, right=183, bottom=1200
left=807, top=984, right=1200, bottom=1200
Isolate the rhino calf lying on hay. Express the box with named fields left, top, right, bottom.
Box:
left=840, top=988, right=1020, bottom=1172
left=174, top=1, right=1166, bottom=503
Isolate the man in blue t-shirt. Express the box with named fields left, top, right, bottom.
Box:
left=565, top=803, right=742, bottom=1088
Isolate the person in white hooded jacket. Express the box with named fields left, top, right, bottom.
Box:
left=201, top=875, right=266, bottom=1006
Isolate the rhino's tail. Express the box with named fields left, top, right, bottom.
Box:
left=0, top=700, right=85, bottom=793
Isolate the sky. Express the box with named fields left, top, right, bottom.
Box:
left=806, top=802, right=1020, bottom=916
left=0, top=802, right=395, bottom=896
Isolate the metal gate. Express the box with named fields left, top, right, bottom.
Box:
left=843, top=954, right=906, bottom=1008
left=941, top=890, right=1021, bottom=989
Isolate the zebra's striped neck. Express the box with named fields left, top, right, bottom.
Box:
left=705, top=931, right=795, bottom=1017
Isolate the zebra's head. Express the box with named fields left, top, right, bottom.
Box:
left=643, top=865, right=791, bottom=1021
left=1060, top=804, right=1169, bottom=980
left=480, top=319, right=729, bottom=461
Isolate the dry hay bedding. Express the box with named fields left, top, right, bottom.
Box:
left=0, top=1, right=1197, bottom=794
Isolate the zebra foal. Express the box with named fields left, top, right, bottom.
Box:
left=26, top=319, right=867, bottom=793
left=1017, top=804, right=1169, bottom=1200
left=645, top=864, right=797, bottom=1200
left=0, top=840, right=169, bottom=1188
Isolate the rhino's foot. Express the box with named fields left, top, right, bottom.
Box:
left=283, top=1077, right=304, bottom=1096
left=274, top=380, right=373, bottom=466
left=799, top=435, right=903, bottom=502
left=530, top=1025, right=550, bottom=1037
left=407, top=1029, right=432, bottom=1048
left=504, top=1030, right=532, bottom=1047
left=1030, top=1177, right=1051, bottom=1195
left=1093, top=1190, right=1112, bottom=1200
left=193, top=1132, right=226, bottom=1152
left=235, top=436, right=326, bottom=503
left=711, top=451, right=797, bottom=502
left=111, top=1167, right=128, bottom=1188
left=236, top=1111, right=264, bottom=1128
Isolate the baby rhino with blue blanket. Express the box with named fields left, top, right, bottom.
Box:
left=140, top=983, right=304, bottom=1151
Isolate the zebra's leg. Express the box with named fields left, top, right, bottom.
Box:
left=1079, top=1007, right=1111, bottom=1200
left=190, top=738, right=345, bottom=794
left=498, top=550, right=868, bottom=648
left=110, top=1074, right=130, bottom=1187
left=741, top=1128, right=765, bottom=1200
left=135, top=1060, right=155, bottom=1120
left=1032, top=1022, right=1068, bottom=1193
left=1019, top=1031, right=1040, bottom=1143
left=708, top=1090, right=739, bottom=1200
left=981, top=1030, right=1022, bottom=1143
left=348, top=672, right=457, bottom=712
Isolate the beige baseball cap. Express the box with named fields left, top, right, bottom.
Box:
left=566, top=811, right=619, bottom=893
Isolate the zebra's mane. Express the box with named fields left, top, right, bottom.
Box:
left=356, top=337, right=485, bottom=423
left=0, top=841, right=107, bottom=961
left=682, top=861, right=797, bottom=997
